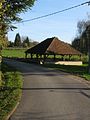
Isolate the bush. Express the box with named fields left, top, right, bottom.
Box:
left=70, top=55, right=81, bottom=61
left=82, top=55, right=88, bottom=63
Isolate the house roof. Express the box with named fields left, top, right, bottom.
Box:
left=25, top=37, right=82, bottom=55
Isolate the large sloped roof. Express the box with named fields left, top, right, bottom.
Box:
left=25, top=37, right=82, bottom=55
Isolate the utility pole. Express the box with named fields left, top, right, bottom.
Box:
left=86, top=25, right=90, bottom=73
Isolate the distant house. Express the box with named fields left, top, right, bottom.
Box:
left=25, top=37, right=82, bottom=65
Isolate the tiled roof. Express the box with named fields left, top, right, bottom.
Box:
left=25, top=37, right=82, bottom=55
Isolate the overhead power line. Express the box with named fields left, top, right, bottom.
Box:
left=15, top=1, right=90, bottom=24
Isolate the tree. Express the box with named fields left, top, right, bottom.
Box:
left=0, top=0, right=36, bottom=47
left=14, top=33, right=21, bottom=47
left=32, top=41, right=39, bottom=46
left=0, top=35, right=8, bottom=48
left=77, top=20, right=90, bottom=36
left=72, top=19, right=90, bottom=54
left=0, top=22, right=8, bottom=47
left=72, top=37, right=80, bottom=51
left=23, top=37, right=30, bottom=47
left=0, top=0, right=36, bottom=24
left=8, top=41, right=14, bottom=47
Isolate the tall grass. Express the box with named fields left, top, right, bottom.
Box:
left=0, top=63, right=23, bottom=120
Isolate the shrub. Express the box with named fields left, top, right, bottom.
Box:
left=70, top=55, right=80, bottom=61
left=82, top=55, right=88, bottom=63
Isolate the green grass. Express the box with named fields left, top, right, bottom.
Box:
left=2, top=48, right=27, bottom=58
left=0, top=63, right=23, bottom=120
left=83, top=74, right=90, bottom=81
left=42, top=64, right=90, bottom=81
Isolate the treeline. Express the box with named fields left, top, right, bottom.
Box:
left=72, top=19, right=90, bottom=55
left=8, top=33, right=39, bottom=48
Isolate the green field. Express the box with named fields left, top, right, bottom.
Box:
left=2, top=48, right=27, bottom=58
left=2, top=48, right=90, bottom=81
left=2, top=48, right=88, bottom=62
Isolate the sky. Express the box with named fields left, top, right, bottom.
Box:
left=8, top=0, right=90, bottom=44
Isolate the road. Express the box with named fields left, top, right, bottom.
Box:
left=4, top=59, right=90, bottom=120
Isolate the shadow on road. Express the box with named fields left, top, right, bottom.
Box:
left=9, top=111, right=90, bottom=120
left=21, top=87, right=90, bottom=99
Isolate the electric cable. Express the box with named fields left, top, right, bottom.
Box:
left=14, top=1, right=90, bottom=24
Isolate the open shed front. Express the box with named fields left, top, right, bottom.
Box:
left=25, top=53, right=82, bottom=65
left=25, top=37, right=82, bottom=65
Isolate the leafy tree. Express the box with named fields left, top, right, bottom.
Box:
left=0, top=35, right=8, bottom=48
left=23, top=37, right=30, bottom=47
left=72, top=19, right=90, bottom=54
left=0, top=0, right=36, bottom=24
left=14, top=33, right=21, bottom=47
left=8, top=41, right=14, bottom=47
left=32, top=41, right=39, bottom=46
left=0, top=0, right=36, bottom=47
left=0, top=22, right=8, bottom=48
left=22, top=36, right=39, bottom=48
left=77, top=20, right=90, bottom=36
left=72, top=37, right=80, bottom=50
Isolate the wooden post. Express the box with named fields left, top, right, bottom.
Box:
left=69, top=55, right=72, bottom=61
left=25, top=53, right=27, bottom=58
left=61, top=55, right=64, bottom=61
left=31, top=53, right=33, bottom=59
left=40, top=54, right=42, bottom=60
left=44, top=54, right=46, bottom=62
left=36, top=54, right=38, bottom=59
left=54, top=54, right=56, bottom=61
left=79, top=55, right=82, bottom=61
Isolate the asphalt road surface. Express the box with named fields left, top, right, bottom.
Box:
left=4, top=59, right=90, bottom=120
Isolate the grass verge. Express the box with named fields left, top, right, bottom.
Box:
left=0, top=63, right=23, bottom=120
left=42, top=64, right=90, bottom=81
